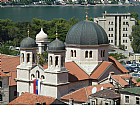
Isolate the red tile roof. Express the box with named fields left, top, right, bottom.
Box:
left=90, top=61, right=112, bottom=79
left=112, top=75, right=129, bottom=87
left=43, top=61, right=89, bottom=82
left=9, top=92, right=56, bottom=105
left=111, top=74, right=137, bottom=87
left=109, top=56, right=129, bottom=73
left=65, top=61, right=89, bottom=82
left=0, top=54, right=20, bottom=86
left=61, top=83, right=114, bottom=103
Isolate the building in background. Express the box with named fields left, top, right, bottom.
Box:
left=94, top=12, right=135, bottom=57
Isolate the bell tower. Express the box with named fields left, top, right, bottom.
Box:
left=16, top=30, right=37, bottom=96
left=42, top=31, right=69, bottom=99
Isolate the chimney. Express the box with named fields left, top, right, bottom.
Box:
left=69, top=98, right=74, bottom=105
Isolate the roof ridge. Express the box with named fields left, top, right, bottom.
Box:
left=71, top=61, right=89, bottom=77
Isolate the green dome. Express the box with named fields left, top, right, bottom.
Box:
left=20, top=37, right=36, bottom=48
left=48, top=38, right=65, bottom=51
left=65, top=20, right=109, bottom=46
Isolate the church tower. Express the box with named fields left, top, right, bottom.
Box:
left=16, top=30, right=37, bottom=96
left=42, top=32, right=69, bottom=99
left=36, top=28, right=49, bottom=54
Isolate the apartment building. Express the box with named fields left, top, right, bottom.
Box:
left=94, top=12, right=135, bottom=56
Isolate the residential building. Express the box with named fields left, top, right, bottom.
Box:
left=120, top=87, right=140, bottom=105
left=0, top=54, right=19, bottom=104
left=94, top=12, right=135, bottom=57
left=88, top=89, right=120, bottom=105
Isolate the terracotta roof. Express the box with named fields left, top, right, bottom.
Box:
left=0, top=54, right=20, bottom=86
left=89, top=89, right=120, bottom=99
left=61, top=83, right=114, bottom=103
left=43, top=61, right=89, bottom=82
left=111, top=74, right=137, bottom=87
left=112, top=75, right=129, bottom=87
left=65, top=61, right=89, bottom=82
left=9, top=92, right=56, bottom=105
left=90, top=61, right=112, bottom=79
left=109, top=56, right=129, bottom=73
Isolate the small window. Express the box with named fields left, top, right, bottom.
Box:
left=85, top=51, right=88, bottom=58
left=123, top=28, right=125, bottom=31
left=125, top=96, right=129, bottom=103
left=111, top=28, right=113, bottom=31
left=89, top=51, right=92, bottom=58
left=32, top=53, right=35, bottom=63
left=126, top=28, right=128, bottom=31
left=126, top=40, right=127, bottom=43
left=123, top=22, right=125, bottom=25
left=111, top=34, right=113, bottom=37
left=71, top=50, right=73, bottom=57
left=136, top=97, right=140, bottom=104
left=109, top=34, right=110, bottom=37
left=109, top=28, right=110, bottom=31
left=103, top=50, right=105, bottom=57
left=123, top=34, right=125, bottom=37
left=55, top=56, right=58, bottom=66
left=61, top=56, right=64, bottom=67
left=105, top=102, right=109, bottom=105
left=50, top=56, right=53, bottom=65
left=111, top=40, right=113, bottom=43
left=111, top=22, right=113, bottom=25
left=22, top=53, right=24, bottom=62
left=0, top=81, right=2, bottom=87
left=74, top=50, right=76, bottom=57
left=27, top=53, right=30, bottom=63
left=36, top=71, right=40, bottom=79
left=0, top=94, right=2, bottom=101
left=41, top=75, right=45, bottom=79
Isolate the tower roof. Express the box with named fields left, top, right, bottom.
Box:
left=20, top=37, right=36, bottom=49
left=65, top=20, right=108, bottom=46
left=36, top=28, right=48, bottom=42
left=48, top=38, right=65, bottom=51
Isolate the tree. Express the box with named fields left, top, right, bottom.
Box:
left=131, top=12, right=139, bottom=23
left=130, top=25, right=140, bottom=53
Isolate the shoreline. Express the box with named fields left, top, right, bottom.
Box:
left=0, top=4, right=139, bottom=8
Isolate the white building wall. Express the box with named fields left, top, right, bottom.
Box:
left=94, top=13, right=135, bottom=55
left=120, top=94, right=140, bottom=105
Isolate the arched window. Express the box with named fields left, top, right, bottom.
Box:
left=0, top=94, right=2, bottom=101
left=85, top=51, right=88, bottom=58
left=21, top=53, right=24, bottom=62
left=71, top=50, right=73, bottom=57
left=41, top=75, right=45, bottom=80
left=55, top=56, right=58, bottom=66
left=89, top=51, right=92, bottom=58
left=74, top=50, right=76, bottom=57
left=31, top=74, right=35, bottom=80
left=101, top=50, right=103, bottom=57
left=36, top=71, right=40, bottom=78
left=32, top=53, right=35, bottom=63
left=61, top=56, right=64, bottom=67
left=27, top=53, right=30, bottom=63
left=103, top=50, right=105, bottom=57
left=0, top=81, right=2, bottom=87
left=50, top=56, right=53, bottom=65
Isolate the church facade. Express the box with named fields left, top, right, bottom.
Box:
left=16, top=18, right=129, bottom=99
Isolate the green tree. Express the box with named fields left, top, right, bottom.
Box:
left=130, top=25, right=140, bottom=53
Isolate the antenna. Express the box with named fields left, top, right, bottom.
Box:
left=92, top=87, right=97, bottom=94
left=27, top=24, right=30, bottom=37
left=55, top=25, right=58, bottom=39
left=84, top=0, right=89, bottom=21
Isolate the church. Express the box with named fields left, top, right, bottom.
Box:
left=16, top=16, right=129, bottom=99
